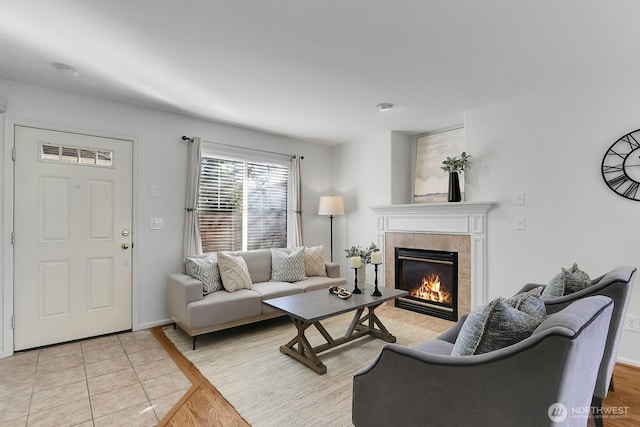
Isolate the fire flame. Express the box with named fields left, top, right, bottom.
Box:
left=410, top=273, right=452, bottom=304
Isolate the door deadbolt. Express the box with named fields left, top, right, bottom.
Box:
left=121, top=243, right=130, bottom=250
left=122, top=230, right=130, bottom=236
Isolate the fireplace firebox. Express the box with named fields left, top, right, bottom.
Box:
left=394, top=247, right=458, bottom=321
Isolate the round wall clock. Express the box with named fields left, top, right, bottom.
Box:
left=602, top=128, right=640, bottom=201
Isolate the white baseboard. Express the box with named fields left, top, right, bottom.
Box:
left=617, top=356, right=640, bottom=368
left=137, top=318, right=172, bottom=331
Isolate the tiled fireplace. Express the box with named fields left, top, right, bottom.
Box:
left=370, top=202, right=494, bottom=320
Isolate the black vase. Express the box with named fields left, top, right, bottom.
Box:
left=448, top=172, right=461, bottom=202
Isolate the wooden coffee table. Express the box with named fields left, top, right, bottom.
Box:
left=263, top=286, right=408, bottom=374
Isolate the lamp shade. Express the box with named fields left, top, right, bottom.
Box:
left=318, top=195, right=344, bottom=216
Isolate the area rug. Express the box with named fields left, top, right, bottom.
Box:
left=164, top=311, right=440, bottom=427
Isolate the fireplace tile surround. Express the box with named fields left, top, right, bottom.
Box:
left=389, top=233, right=470, bottom=316
left=370, top=202, right=495, bottom=318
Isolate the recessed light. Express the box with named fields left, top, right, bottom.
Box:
left=52, top=62, right=80, bottom=78
left=376, top=102, right=393, bottom=112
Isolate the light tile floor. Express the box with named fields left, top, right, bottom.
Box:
left=0, top=330, right=191, bottom=426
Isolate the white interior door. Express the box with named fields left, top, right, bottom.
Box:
left=14, top=126, right=132, bottom=350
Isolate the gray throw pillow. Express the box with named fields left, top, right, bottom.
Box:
left=452, top=287, right=547, bottom=356
left=509, top=286, right=546, bottom=324
left=542, top=263, right=591, bottom=299
left=271, top=248, right=306, bottom=282
left=185, top=255, right=223, bottom=294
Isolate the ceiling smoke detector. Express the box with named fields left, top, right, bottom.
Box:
left=376, top=102, right=393, bottom=112
left=52, top=62, right=80, bottom=78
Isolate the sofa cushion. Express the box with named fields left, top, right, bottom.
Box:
left=252, top=281, right=304, bottom=314
left=185, top=255, right=223, bottom=294
left=295, top=276, right=348, bottom=292
left=218, top=252, right=253, bottom=292
left=542, top=263, right=591, bottom=299
left=270, top=248, right=306, bottom=282
left=304, top=245, right=327, bottom=277
left=234, top=249, right=272, bottom=284
left=252, top=281, right=304, bottom=300
left=452, top=288, right=546, bottom=356
left=187, top=289, right=262, bottom=329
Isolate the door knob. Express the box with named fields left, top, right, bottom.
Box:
left=121, top=243, right=130, bottom=250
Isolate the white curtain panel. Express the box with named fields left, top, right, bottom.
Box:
left=183, top=136, right=203, bottom=259
left=288, top=155, right=303, bottom=247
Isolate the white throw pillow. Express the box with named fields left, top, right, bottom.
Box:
left=304, top=245, right=327, bottom=277
left=218, top=252, right=252, bottom=292
left=271, top=248, right=306, bottom=282
left=185, top=255, right=223, bottom=294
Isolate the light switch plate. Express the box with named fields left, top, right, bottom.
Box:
left=514, top=192, right=526, bottom=206
left=515, top=216, right=526, bottom=230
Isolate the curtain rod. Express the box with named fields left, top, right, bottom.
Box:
left=181, top=135, right=303, bottom=159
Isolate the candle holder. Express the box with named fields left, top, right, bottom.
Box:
left=371, top=263, right=382, bottom=296
left=351, top=267, right=362, bottom=294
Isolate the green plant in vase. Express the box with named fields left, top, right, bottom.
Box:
left=441, top=152, right=470, bottom=202
left=441, top=151, right=470, bottom=173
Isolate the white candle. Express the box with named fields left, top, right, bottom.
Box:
left=350, top=256, right=362, bottom=268
left=371, top=251, right=382, bottom=265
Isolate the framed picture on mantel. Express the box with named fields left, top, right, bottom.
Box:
left=413, top=127, right=465, bottom=203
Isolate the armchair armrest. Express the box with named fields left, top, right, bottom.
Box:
left=167, top=273, right=203, bottom=326
left=325, top=262, right=341, bottom=278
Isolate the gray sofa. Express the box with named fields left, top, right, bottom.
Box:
left=168, top=248, right=347, bottom=348
left=353, top=296, right=614, bottom=427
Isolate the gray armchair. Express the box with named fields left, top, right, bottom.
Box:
left=518, top=265, right=636, bottom=426
left=352, top=296, right=614, bottom=427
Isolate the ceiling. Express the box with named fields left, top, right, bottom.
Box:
left=1, top=1, right=639, bottom=145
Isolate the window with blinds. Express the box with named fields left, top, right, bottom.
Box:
left=198, top=155, right=289, bottom=253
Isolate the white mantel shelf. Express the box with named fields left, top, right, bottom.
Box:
left=370, top=201, right=495, bottom=216
left=370, top=202, right=496, bottom=235
left=370, top=201, right=496, bottom=308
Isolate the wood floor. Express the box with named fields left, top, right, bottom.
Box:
left=594, top=364, right=640, bottom=427
left=151, top=327, right=249, bottom=427
left=152, top=325, right=640, bottom=426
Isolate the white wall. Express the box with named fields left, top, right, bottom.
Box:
left=332, top=131, right=392, bottom=281
left=464, top=68, right=640, bottom=365
left=390, top=131, right=413, bottom=205
left=0, top=79, right=336, bottom=357
left=336, top=71, right=640, bottom=365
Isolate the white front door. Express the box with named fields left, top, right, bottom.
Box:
left=13, top=126, right=132, bottom=350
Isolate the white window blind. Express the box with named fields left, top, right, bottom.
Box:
left=198, top=152, right=289, bottom=253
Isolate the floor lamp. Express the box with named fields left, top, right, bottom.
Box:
left=318, top=195, right=344, bottom=262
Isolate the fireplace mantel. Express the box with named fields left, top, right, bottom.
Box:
left=370, top=201, right=494, bottom=216
left=370, top=202, right=495, bottom=309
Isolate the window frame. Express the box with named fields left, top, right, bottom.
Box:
left=197, top=143, right=292, bottom=253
